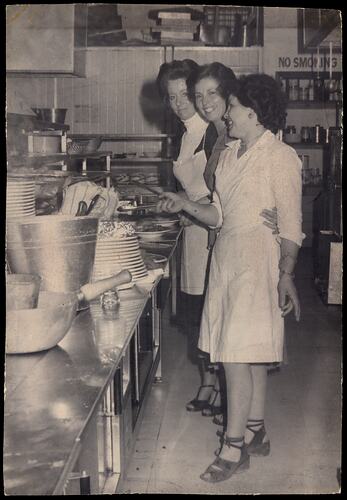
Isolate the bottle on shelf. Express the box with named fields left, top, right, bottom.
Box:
left=314, top=76, right=325, bottom=101
left=307, top=80, right=315, bottom=101
left=288, top=79, right=299, bottom=101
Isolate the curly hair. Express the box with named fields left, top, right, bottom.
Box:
left=187, top=62, right=238, bottom=101
left=233, top=74, right=288, bottom=133
left=156, top=59, right=199, bottom=102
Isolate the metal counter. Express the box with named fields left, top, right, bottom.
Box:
left=4, top=229, right=182, bottom=496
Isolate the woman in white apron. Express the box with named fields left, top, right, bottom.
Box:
left=156, top=60, right=221, bottom=415
left=156, top=74, right=303, bottom=483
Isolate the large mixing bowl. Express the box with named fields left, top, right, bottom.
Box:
left=6, top=291, right=78, bottom=354
left=6, top=215, right=99, bottom=293
left=31, top=108, right=68, bottom=124
left=6, top=273, right=42, bottom=311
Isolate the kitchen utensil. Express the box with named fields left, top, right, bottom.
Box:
left=86, top=194, right=101, bottom=215
left=31, top=108, right=68, bottom=124
left=75, top=200, right=88, bottom=216
left=67, top=137, right=102, bottom=154
left=6, top=274, right=42, bottom=311
left=6, top=270, right=132, bottom=354
left=6, top=215, right=99, bottom=293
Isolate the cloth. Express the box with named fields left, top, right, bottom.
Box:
left=198, top=130, right=304, bottom=363
left=173, top=112, right=210, bottom=295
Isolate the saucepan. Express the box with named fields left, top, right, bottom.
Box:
left=31, top=108, right=68, bottom=124
left=6, top=270, right=132, bottom=354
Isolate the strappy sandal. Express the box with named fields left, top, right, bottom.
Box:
left=212, top=413, right=225, bottom=426
left=200, top=436, right=250, bottom=483
left=201, top=388, right=223, bottom=417
left=246, top=419, right=270, bottom=456
left=186, top=384, right=215, bottom=412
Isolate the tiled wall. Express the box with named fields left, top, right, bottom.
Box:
left=7, top=46, right=261, bottom=154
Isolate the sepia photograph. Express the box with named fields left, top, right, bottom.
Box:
left=5, top=3, right=342, bottom=495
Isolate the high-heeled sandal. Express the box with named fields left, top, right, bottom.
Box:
left=201, top=388, right=223, bottom=417
left=212, top=413, right=225, bottom=426
left=186, top=384, right=215, bottom=412
left=246, top=419, right=270, bottom=456
left=200, top=436, right=250, bottom=483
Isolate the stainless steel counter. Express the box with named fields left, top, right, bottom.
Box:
left=4, top=229, right=182, bottom=495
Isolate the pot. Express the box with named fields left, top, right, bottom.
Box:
left=6, top=215, right=99, bottom=293
left=31, top=108, right=68, bottom=124
left=6, top=270, right=132, bottom=354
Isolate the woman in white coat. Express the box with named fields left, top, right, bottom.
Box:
left=156, top=74, right=303, bottom=483
left=156, top=60, right=238, bottom=416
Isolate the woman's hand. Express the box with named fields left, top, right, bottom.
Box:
left=156, top=192, right=186, bottom=214
left=260, top=207, right=278, bottom=234
left=278, top=274, right=300, bottom=321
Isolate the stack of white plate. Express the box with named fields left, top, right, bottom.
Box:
left=92, top=234, right=148, bottom=288
left=7, top=179, right=36, bottom=218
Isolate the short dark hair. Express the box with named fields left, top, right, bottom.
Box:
left=156, top=59, right=199, bottom=102
left=233, top=74, right=288, bottom=133
left=187, top=62, right=238, bottom=101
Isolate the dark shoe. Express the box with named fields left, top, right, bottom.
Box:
left=186, top=384, right=215, bottom=412
left=200, top=436, right=250, bottom=483
left=201, top=388, right=223, bottom=417
left=246, top=419, right=270, bottom=457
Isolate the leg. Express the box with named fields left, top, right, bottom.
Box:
left=219, top=363, right=252, bottom=462
left=244, top=363, right=270, bottom=456
left=200, top=362, right=251, bottom=482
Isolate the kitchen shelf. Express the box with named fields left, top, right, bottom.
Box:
left=284, top=142, right=330, bottom=149
left=7, top=113, right=70, bottom=132
left=68, top=133, right=175, bottom=140
left=9, top=150, right=113, bottom=166
left=111, top=157, right=173, bottom=163
left=287, top=101, right=341, bottom=109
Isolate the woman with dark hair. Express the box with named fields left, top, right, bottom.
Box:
left=156, top=59, right=225, bottom=415
left=156, top=73, right=303, bottom=483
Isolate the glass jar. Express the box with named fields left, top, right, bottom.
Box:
left=101, top=289, right=120, bottom=313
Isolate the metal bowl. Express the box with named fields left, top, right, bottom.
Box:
left=67, top=137, right=102, bottom=154
left=6, top=273, right=42, bottom=311
left=31, top=108, right=68, bottom=124
left=6, top=215, right=99, bottom=293
left=6, top=291, right=78, bottom=354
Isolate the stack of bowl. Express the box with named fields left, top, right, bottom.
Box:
left=7, top=178, right=36, bottom=218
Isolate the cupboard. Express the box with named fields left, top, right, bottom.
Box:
left=6, top=4, right=87, bottom=76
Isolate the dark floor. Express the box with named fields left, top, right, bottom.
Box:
left=119, top=248, right=342, bottom=494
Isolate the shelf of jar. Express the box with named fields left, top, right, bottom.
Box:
left=286, top=100, right=341, bottom=109
left=284, top=142, right=329, bottom=149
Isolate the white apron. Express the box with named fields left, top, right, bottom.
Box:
left=173, top=149, right=210, bottom=295
left=198, top=132, right=303, bottom=363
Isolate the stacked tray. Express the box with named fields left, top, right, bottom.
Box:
left=7, top=179, right=36, bottom=218
left=92, top=234, right=148, bottom=288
